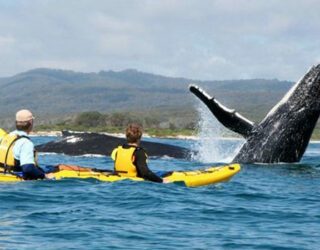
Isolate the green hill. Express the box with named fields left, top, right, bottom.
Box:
left=3, top=68, right=320, bottom=138
left=0, top=68, right=293, bottom=122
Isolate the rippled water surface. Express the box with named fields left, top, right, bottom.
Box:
left=0, top=136, right=319, bottom=250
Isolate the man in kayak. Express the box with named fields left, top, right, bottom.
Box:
left=111, top=123, right=165, bottom=183
left=0, top=109, right=53, bottom=180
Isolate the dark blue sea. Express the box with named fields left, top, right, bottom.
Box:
left=1, top=136, right=319, bottom=250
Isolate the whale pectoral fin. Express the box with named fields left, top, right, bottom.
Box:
left=190, top=84, right=255, bottom=137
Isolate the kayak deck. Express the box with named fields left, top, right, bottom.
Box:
left=0, top=163, right=241, bottom=187
left=165, top=164, right=241, bottom=187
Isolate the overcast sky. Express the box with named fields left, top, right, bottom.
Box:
left=0, top=0, right=319, bottom=80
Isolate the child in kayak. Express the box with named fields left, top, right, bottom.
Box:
left=111, top=123, right=164, bottom=183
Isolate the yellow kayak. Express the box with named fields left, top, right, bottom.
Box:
left=0, top=163, right=240, bottom=187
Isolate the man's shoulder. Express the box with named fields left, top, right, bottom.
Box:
left=13, top=135, right=33, bottom=149
left=19, top=137, right=32, bottom=144
left=10, top=130, right=29, bottom=138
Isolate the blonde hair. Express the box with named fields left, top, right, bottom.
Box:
left=126, top=123, right=143, bottom=143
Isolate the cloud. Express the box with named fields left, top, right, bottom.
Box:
left=27, top=59, right=87, bottom=71
left=0, top=36, right=15, bottom=46
left=0, top=0, right=319, bottom=81
left=0, top=36, right=16, bottom=58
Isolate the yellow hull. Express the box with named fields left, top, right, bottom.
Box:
left=0, top=164, right=240, bottom=187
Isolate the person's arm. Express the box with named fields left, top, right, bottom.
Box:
left=21, top=164, right=45, bottom=180
left=19, top=140, right=45, bottom=180
left=134, top=149, right=163, bottom=183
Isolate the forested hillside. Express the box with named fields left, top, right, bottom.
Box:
left=0, top=68, right=293, bottom=124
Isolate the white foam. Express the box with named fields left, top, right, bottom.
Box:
left=81, top=154, right=105, bottom=158
left=66, top=136, right=83, bottom=143
left=37, top=152, right=58, bottom=156
left=192, top=103, right=242, bottom=163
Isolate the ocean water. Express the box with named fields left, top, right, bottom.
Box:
left=0, top=136, right=320, bottom=250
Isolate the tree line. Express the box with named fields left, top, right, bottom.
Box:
left=37, top=111, right=197, bottom=136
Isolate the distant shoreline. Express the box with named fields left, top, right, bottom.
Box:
left=30, top=130, right=225, bottom=140
left=31, top=131, right=63, bottom=136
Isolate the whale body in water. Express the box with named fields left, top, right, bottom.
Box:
left=190, top=64, right=320, bottom=163
left=36, top=130, right=190, bottom=158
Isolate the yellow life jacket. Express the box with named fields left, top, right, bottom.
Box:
left=0, top=128, right=7, bottom=142
left=0, top=133, right=21, bottom=169
left=111, top=146, right=138, bottom=177
left=0, top=133, right=37, bottom=171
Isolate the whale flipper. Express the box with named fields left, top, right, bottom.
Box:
left=189, top=84, right=255, bottom=137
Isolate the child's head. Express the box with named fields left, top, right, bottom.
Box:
left=126, top=123, right=143, bottom=143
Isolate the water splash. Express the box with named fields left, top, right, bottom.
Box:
left=192, top=103, right=243, bottom=163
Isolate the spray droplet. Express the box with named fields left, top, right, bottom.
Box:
left=191, top=103, right=243, bottom=163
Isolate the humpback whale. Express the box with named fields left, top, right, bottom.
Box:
left=190, top=64, right=320, bottom=163
left=36, top=131, right=190, bottom=158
